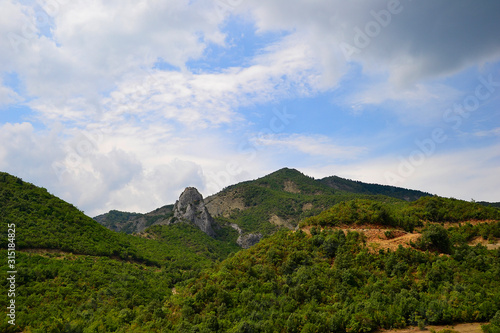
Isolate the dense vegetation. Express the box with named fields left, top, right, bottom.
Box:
left=0, top=172, right=142, bottom=261
left=0, top=173, right=237, bottom=270
left=301, top=196, right=500, bottom=232
left=0, top=173, right=243, bottom=332
left=93, top=205, right=174, bottom=234
left=165, top=225, right=500, bottom=332
left=0, top=251, right=172, bottom=333
left=215, top=169, right=408, bottom=236
left=320, top=175, right=432, bottom=201
left=1, top=170, right=499, bottom=332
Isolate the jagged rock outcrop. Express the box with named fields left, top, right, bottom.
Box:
left=171, top=187, right=216, bottom=237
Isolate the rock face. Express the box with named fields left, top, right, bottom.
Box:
left=237, top=233, right=262, bottom=249
left=171, top=187, right=216, bottom=237
left=228, top=223, right=262, bottom=249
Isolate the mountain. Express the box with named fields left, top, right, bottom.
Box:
left=204, top=168, right=429, bottom=237
left=93, top=204, right=174, bottom=234
left=91, top=168, right=437, bottom=244
left=479, top=201, right=500, bottom=209
left=94, top=187, right=219, bottom=237
left=0, top=172, right=238, bottom=267
left=1, top=170, right=500, bottom=332
left=0, top=171, right=241, bottom=332
left=93, top=167, right=500, bottom=251
left=319, top=175, right=432, bottom=201
left=165, top=220, right=500, bottom=332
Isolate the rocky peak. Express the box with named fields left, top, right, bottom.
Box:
left=171, top=187, right=216, bottom=237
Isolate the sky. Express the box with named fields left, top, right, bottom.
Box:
left=1, top=0, right=500, bottom=216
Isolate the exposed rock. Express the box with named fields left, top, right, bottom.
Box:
left=302, top=203, right=313, bottom=211
left=283, top=180, right=300, bottom=193
left=205, top=191, right=246, bottom=217
left=269, top=214, right=294, bottom=229
left=228, top=223, right=262, bottom=249
left=229, top=223, right=242, bottom=234
left=171, top=187, right=217, bottom=237
left=237, top=233, right=262, bottom=249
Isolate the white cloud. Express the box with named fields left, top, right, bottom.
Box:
left=100, top=34, right=326, bottom=128
left=303, top=144, right=500, bottom=202
left=474, top=127, right=500, bottom=137
left=252, top=133, right=366, bottom=160
left=0, top=84, right=22, bottom=107
left=0, top=120, right=261, bottom=215
left=1, top=0, right=500, bottom=216
left=238, top=0, right=500, bottom=86
left=1, top=0, right=227, bottom=105
left=345, top=81, right=462, bottom=124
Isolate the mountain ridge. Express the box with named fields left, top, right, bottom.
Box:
left=1, top=169, right=500, bottom=332
left=94, top=168, right=435, bottom=236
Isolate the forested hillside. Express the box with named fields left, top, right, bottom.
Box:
left=205, top=168, right=413, bottom=237
left=0, top=172, right=239, bottom=332
left=93, top=204, right=174, bottom=234
left=164, top=223, right=500, bottom=332
left=1, top=170, right=499, bottom=332
left=96, top=168, right=435, bottom=238
left=319, top=175, right=432, bottom=201
left=301, top=196, right=500, bottom=231
left=0, top=172, right=237, bottom=269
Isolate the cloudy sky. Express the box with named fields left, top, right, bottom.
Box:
left=1, top=0, right=500, bottom=216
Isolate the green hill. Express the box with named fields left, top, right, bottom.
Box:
left=319, top=175, right=432, bottom=201
left=205, top=168, right=415, bottom=237
left=93, top=205, right=174, bottom=234
left=96, top=168, right=435, bottom=238
left=1, top=170, right=499, bottom=332
left=301, top=196, right=500, bottom=231
left=0, top=172, right=240, bottom=332
left=0, top=172, right=237, bottom=268
left=164, top=222, right=500, bottom=332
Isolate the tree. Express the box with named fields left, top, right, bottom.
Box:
left=419, top=224, right=451, bottom=254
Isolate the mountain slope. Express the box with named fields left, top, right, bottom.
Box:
left=95, top=168, right=434, bottom=237
left=0, top=172, right=142, bottom=261
left=0, top=171, right=240, bottom=332
left=0, top=172, right=238, bottom=267
left=204, top=168, right=411, bottom=237
left=320, top=175, right=432, bottom=201
left=165, top=222, right=500, bottom=332
left=93, top=204, right=174, bottom=234
left=300, top=196, right=500, bottom=231
left=1, top=171, right=499, bottom=332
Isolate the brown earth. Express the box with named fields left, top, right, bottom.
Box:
left=469, top=236, right=500, bottom=250
left=378, top=322, right=486, bottom=333
left=301, top=220, right=499, bottom=252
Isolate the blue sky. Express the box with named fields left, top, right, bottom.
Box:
left=1, top=0, right=500, bottom=216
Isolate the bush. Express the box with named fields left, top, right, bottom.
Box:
left=418, top=224, right=452, bottom=254
left=482, top=311, right=500, bottom=333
